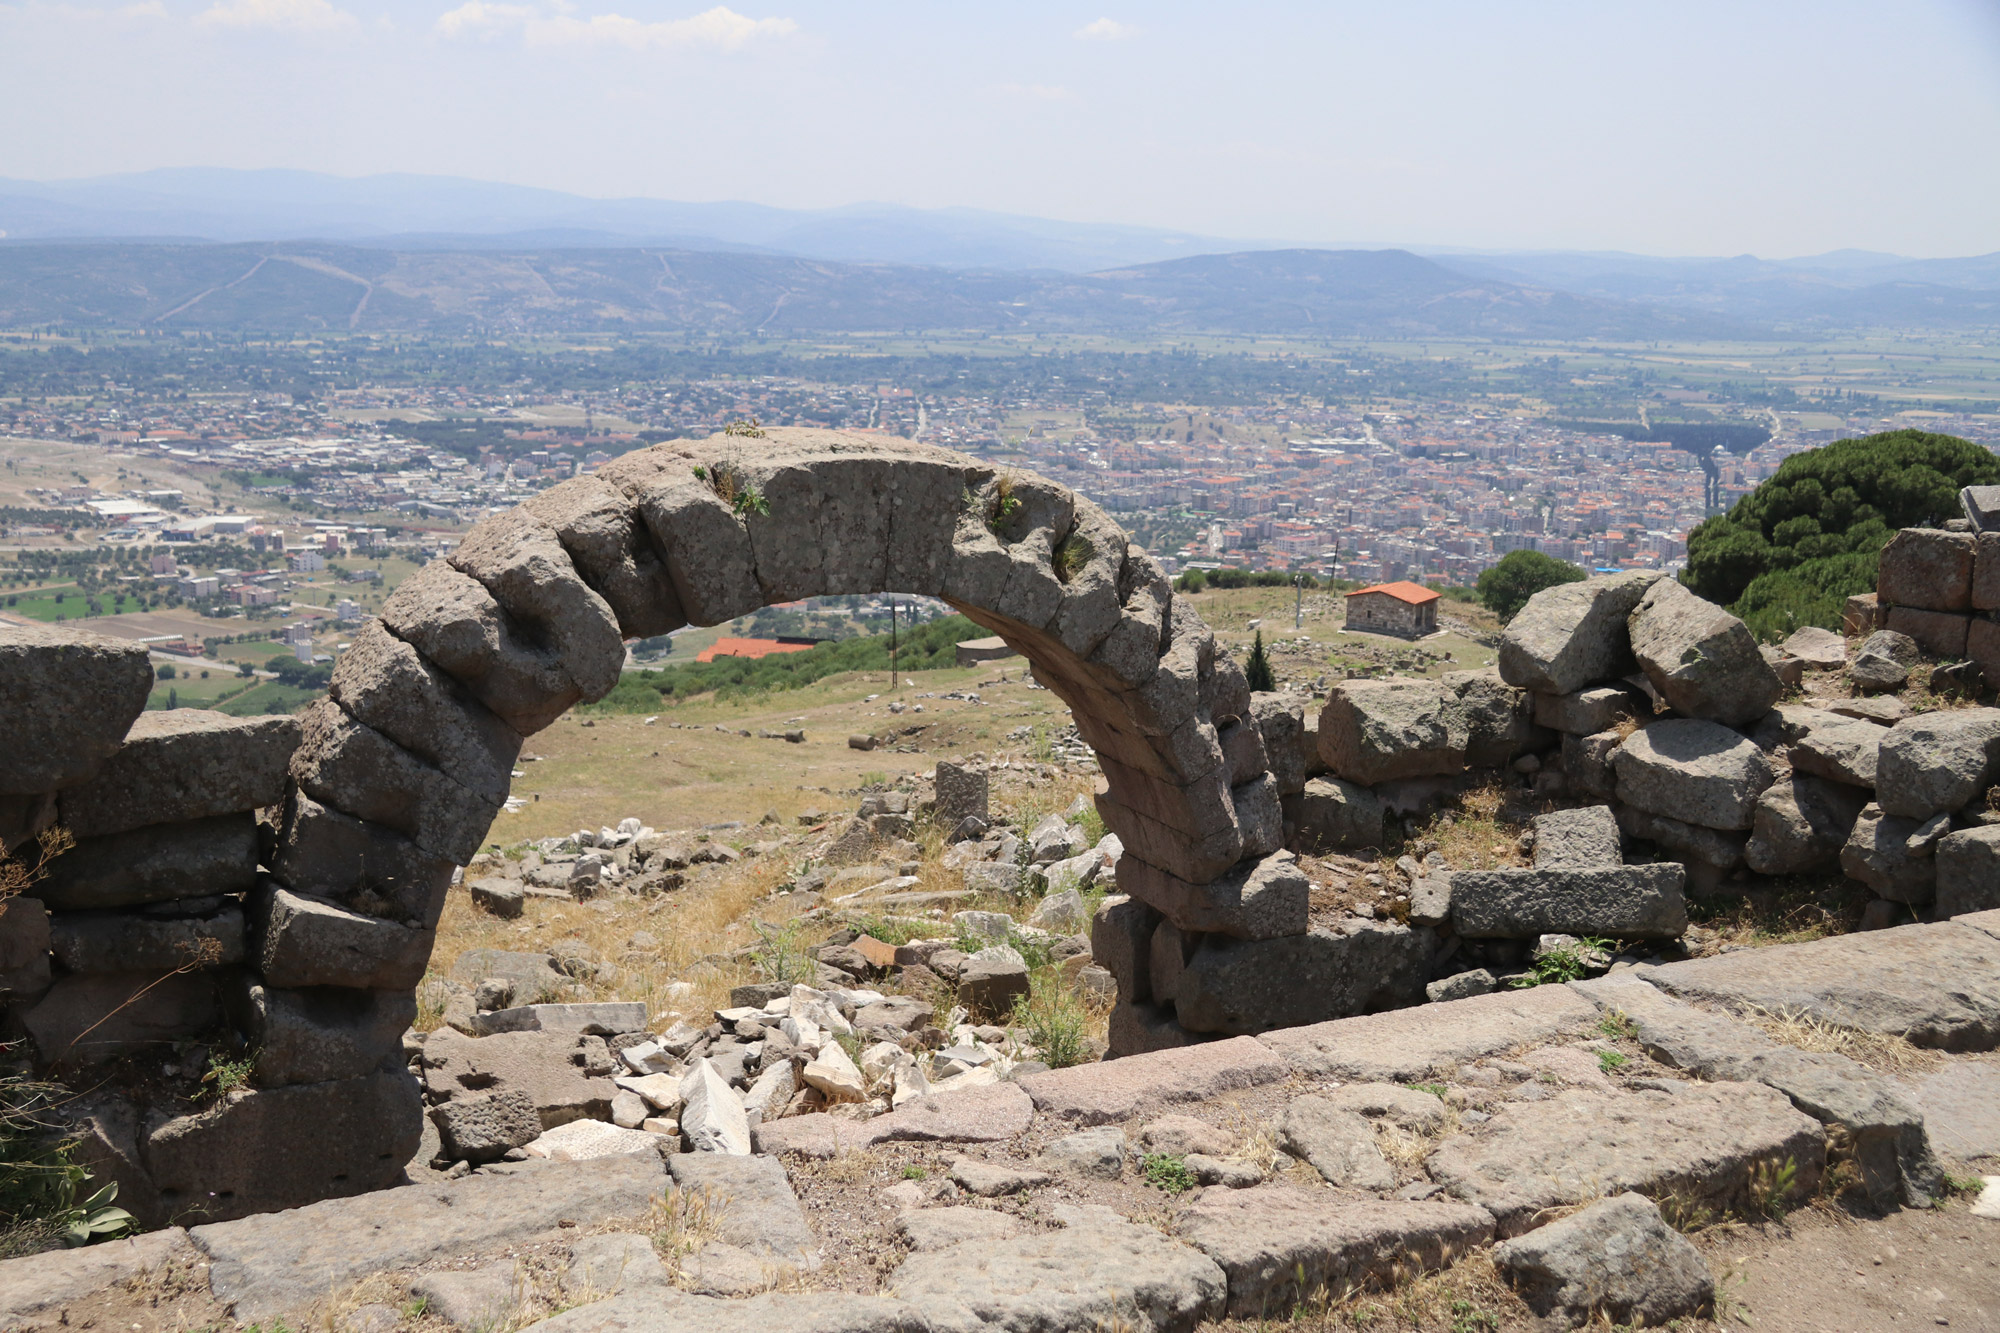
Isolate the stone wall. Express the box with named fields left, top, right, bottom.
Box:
left=0, top=622, right=400, bottom=1227
left=1094, top=520, right=2000, bottom=1055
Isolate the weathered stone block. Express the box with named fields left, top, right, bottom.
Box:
left=145, top=1069, right=423, bottom=1226
left=422, top=1026, right=616, bottom=1129
left=1171, top=922, right=1429, bottom=1035
left=1531, top=805, right=1622, bottom=869
left=932, top=760, right=989, bottom=830
left=1935, top=826, right=2000, bottom=918
left=1969, top=615, right=2000, bottom=689
left=1745, top=774, right=1869, bottom=875
left=0, top=896, right=52, bottom=998
left=1839, top=803, right=1937, bottom=903
left=1874, top=708, right=2000, bottom=819
left=1560, top=729, right=1621, bottom=801
left=1282, top=777, right=1385, bottom=853
left=249, top=882, right=435, bottom=990
left=267, top=789, right=456, bottom=927
left=1230, top=773, right=1283, bottom=858
left=291, top=699, right=500, bottom=866
left=1532, top=685, right=1636, bottom=736
left=522, top=473, right=686, bottom=639
left=1885, top=606, right=1970, bottom=659
left=1491, top=1193, right=1713, bottom=1328
left=1091, top=893, right=1160, bottom=1004
left=448, top=509, right=625, bottom=705
left=1428, top=1082, right=1823, bottom=1237
left=57, top=710, right=298, bottom=838
left=1614, top=804, right=1748, bottom=872
left=23, top=969, right=220, bottom=1064
left=1497, top=570, right=1663, bottom=695
left=376, top=560, right=580, bottom=735
left=1843, top=592, right=1881, bottom=636
left=1317, top=679, right=1468, bottom=785
left=1248, top=692, right=1309, bottom=795
left=1627, top=580, right=1782, bottom=727
left=1177, top=1185, right=1494, bottom=1319
left=49, top=904, right=244, bottom=974
left=234, top=982, right=416, bottom=1087
left=35, top=814, right=259, bottom=911
left=0, top=623, right=153, bottom=796
left=1447, top=669, right=1540, bottom=767
left=1117, top=851, right=1308, bottom=941
left=1449, top=865, right=1687, bottom=939
left=1782, top=706, right=1882, bottom=789
left=1850, top=628, right=1919, bottom=693
left=1612, top=719, right=1773, bottom=831
left=328, top=621, right=523, bottom=803
left=430, top=1088, right=542, bottom=1164
left=1878, top=526, right=1975, bottom=611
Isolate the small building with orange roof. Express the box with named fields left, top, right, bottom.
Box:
left=1343, top=580, right=1440, bottom=639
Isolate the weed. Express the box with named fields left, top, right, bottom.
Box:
left=0, top=825, right=72, bottom=901
left=987, top=475, right=1023, bottom=534
left=1012, top=971, right=1090, bottom=1068
left=1751, top=1155, right=1801, bottom=1220
left=1403, top=1082, right=1449, bottom=1099
left=200, top=1050, right=257, bottom=1100
left=900, top=1165, right=927, bottom=1180
left=1597, top=1011, right=1638, bottom=1041
left=845, top=914, right=931, bottom=947
left=1140, top=1153, right=1196, bottom=1194
left=401, top=1296, right=430, bottom=1321
left=751, top=920, right=816, bottom=987
left=1507, top=936, right=1613, bottom=988
left=1655, top=1187, right=1715, bottom=1232
left=723, top=418, right=766, bottom=438
left=1596, top=1050, right=1629, bottom=1073
left=1052, top=534, right=1094, bottom=583
left=697, top=462, right=771, bottom=517
left=1448, top=1299, right=1501, bottom=1333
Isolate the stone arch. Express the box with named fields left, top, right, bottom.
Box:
left=96, top=428, right=1286, bottom=1222
left=274, top=430, right=1274, bottom=924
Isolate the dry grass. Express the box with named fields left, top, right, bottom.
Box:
left=1687, top=872, right=1869, bottom=951
left=1403, top=781, right=1530, bottom=872
left=1740, top=1005, right=1944, bottom=1075
left=425, top=851, right=807, bottom=1027
left=647, top=1187, right=723, bottom=1287
left=1206, top=1249, right=1528, bottom=1333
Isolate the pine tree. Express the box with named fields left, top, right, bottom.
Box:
left=1245, top=630, right=1275, bottom=692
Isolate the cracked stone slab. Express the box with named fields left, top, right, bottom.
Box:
left=191, top=1153, right=668, bottom=1322
left=1892, top=1056, right=2000, bottom=1166
left=889, top=1202, right=1226, bottom=1333
left=897, top=1206, right=1025, bottom=1252
left=517, top=1291, right=932, bottom=1333
left=1637, top=921, right=2000, bottom=1050
left=1426, top=1082, right=1825, bottom=1236
left=1571, top=975, right=1940, bottom=1206
left=754, top=1083, right=1033, bottom=1158
left=1017, top=1035, right=1286, bottom=1125
left=1175, top=1184, right=1495, bottom=1318
left=1257, top=985, right=1596, bottom=1081
left=0, top=1228, right=193, bottom=1321
left=666, top=1153, right=817, bottom=1269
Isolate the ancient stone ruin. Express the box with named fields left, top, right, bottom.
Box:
left=6, top=426, right=2000, bottom=1252
left=1, top=429, right=1300, bottom=1221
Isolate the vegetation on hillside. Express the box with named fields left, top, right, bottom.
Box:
left=1476, top=549, right=1587, bottom=622
left=1682, top=429, right=1999, bottom=639
left=589, top=614, right=984, bottom=711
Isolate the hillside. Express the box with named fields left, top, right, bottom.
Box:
left=0, top=241, right=1710, bottom=338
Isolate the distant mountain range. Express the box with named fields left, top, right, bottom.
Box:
left=0, top=243, right=1710, bottom=338
left=0, top=168, right=1995, bottom=336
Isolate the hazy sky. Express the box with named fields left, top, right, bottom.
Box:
left=5, top=0, right=1999, bottom=257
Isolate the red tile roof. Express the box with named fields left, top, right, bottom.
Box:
left=1347, top=581, right=1441, bottom=605
left=695, top=637, right=820, bottom=663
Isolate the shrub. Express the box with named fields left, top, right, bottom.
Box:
left=1476, top=549, right=1587, bottom=622
left=1683, top=429, right=2000, bottom=633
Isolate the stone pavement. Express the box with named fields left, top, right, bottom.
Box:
left=4, top=912, right=1997, bottom=1333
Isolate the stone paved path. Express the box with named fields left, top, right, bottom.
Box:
left=4, top=913, right=1997, bottom=1333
